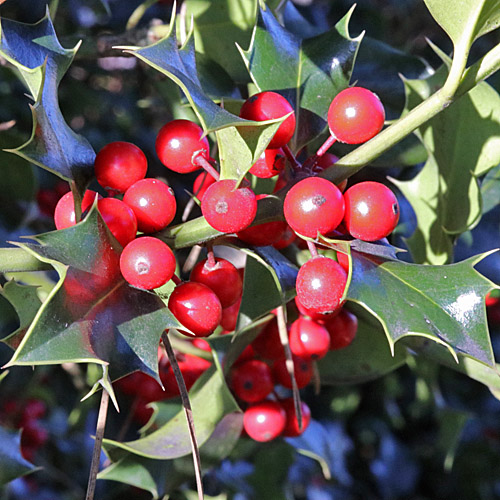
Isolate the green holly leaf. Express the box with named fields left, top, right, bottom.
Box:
left=394, top=63, right=500, bottom=264
left=6, top=206, right=181, bottom=381
left=347, top=250, right=497, bottom=367
left=0, top=427, right=39, bottom=486
left=238, top=4, right=362, bottom=151
left=102, top=364, right=239, bottom=459
left=481, top=163, right=500, bottom=214
left=0, top=281, right=42, bottom=350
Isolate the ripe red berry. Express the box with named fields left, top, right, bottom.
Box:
left=192, top=171, right=216, bottom=200
left=168, top=281, right=222, bottom=337
left=323, top=307, right=358, bottom=350
left=94, top=141, right=147, bottom=193
left=343, top=181, right=399, bottom=241
left=156, top=119, right=210, bottom=173
left=239, top=91, right=296, bottom=149
left=273, top=355, right=313, bottom=389
left=252, top=319, right=285, bottom=361
left=249, top=149, right=285, bottom=178
left=243, top=400, right=286, bottom=442
left=220, top=296, right=241, bottom=332
left=97, top=198, right=138, bottom=247
left=120, top=237, right=176, bottom=290
left=123, top=178, right=176, bottom=233
left=327, top=87, right=385, bottom=144
left=190, top=257, right=243, bottom=308
left=54, top=190, right=100, bottom=230
left=283, top=177, right=345, bottom=238
left=201, top=179, right=257, bottom=233
left=296, top=256, right=348, bottom=314
left=230, top=359, right=274, bottom=403
left=289, top=316, right=330, bottom=360
left=311, top=152, right=339, bottom=173
left=280, top=398, right=311, bottom=437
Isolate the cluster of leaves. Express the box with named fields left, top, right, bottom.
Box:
left=0, top=0, right=500, bottom=498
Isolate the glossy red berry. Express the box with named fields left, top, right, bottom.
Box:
left=323, top=307, right=358, bottom=350
left=327, top=86, right=385, bottom=144
left=289, top=316, right=330, bottom=360
left=311, top=152, right=339, bottom=173
left=294, top=295, right=331, bottom=322
left=94, top=141, right=147, bottom=193
left=190, top=257, right=243, bottom=308
left=192, top=171, right=216, bottom=200
left=280, top=398, right=311, bottom=437
left=239, top=91, right=296, bottom=149
left=252, top=318, right=285, bottom=361
left=296, top=256, right=348, bottom=314
left=273, top=355, right=313, bottom=389
left=123, top=178, right=176, bottom=233
left=201, top=179, right=257, bottom=233
left=168, top=281, right=222, bottom=337
left=120, top=237, right=176, bottom=290
left=97, top=198, right=138, bottom=247
left=230, top=359, right=274, bottom=403
left=156, top=119, right=209, bottom=173
left=243, top=400, right=286, bottom=442
left=54, top=190, right=99, bottom=230
left=272, top=224, right=297, bottom=250
left=249, top=149, right=285, bottom=178
left=220, top=296, right=241, bottom=332
left=343, top=181, right=399, bottom=241
left=283, top=177, right=345, bottom=238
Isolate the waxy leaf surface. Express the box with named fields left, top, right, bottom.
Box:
left=0, top=427, right=39, bottom=486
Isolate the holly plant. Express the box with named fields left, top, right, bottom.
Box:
left=1, top=0, right=500, bottom=499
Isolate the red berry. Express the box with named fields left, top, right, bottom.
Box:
left=123, top=179, right=176, bottom=233
left=249, top=149, right=285, bottom=178
left=296, top=256, right=347, bottom=314
left=190, top=257, right=242, bottom=308
left=54, top=190, right=100, bottom=230
left=272, top=224, right=297, bottom=250
left=336, top=251, right=350, bottom=274
left=311, top=152, right=339, bottom=173
left=97, top=198, right=138, bottom=247
left=273, top=355, right=313, bottom=389
left=192, top=171, right=216, bottom=200
left=21, top=399, right=47, bottom=424
left=343, top=181, right=399, bottom=241
left=294, top=295, right=332, bottom=322
left=283, top=177, right=345, bottom=238
left=120, top=237, right=176, bottom=290
left=280, top=398, right=311, bottom=437
left=201, top=179, right=257, bottom=233
left=220, top=296, right=241, bottom=332
left=327, top=87, right=385, bottom=144
left=289, top=316, right=330, bottom=360
left=323, top=307, right=358, bottom=350
left=168, top=282, right=222, bottom=337
left=239, top=91, right=296, bottom=149
left=94, top=141, right=147, bottom=193
left=230, top=359, right=274, bottom=403
left=252, top=319, right=285, bottom=361
left=243, top=400, right=286, bottom=442
left=156, top=119, right=209, bottom=173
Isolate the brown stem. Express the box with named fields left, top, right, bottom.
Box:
left=193, top=154, right=220, bottom=181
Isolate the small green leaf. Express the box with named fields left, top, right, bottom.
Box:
left=0, top=427, right=39, bottom=486
left=347, top=251, right=497, bottom=367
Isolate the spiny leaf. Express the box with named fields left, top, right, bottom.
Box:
left=0, top=427, right=39, bottom=486
left=6, top=206, right=182, bottom=382
left=347, top=250, right=498, bottom=367
left=239, top=4, right=362, bottom=150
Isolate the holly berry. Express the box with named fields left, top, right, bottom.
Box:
left=283, top=177, right=345, bottom=238
left=289, top=316, right=330, bottom=360
left=156, top=119, right=210, bottom=173
left=323, top=307, right=358, bottom=350
left=296, top=256, right=348, bottom=314
left=168, top=281, right=222, bottom=337
left=249, top=149, right=285, bottom=178
left=280, top=398, right=311, bottom=437
left=243, top=400, right=286, bottom=442
left=123, top=178, right=176, bottom=233
left=327, top=86, right=385, bottom=144
left=54, top=190, right=100, bottom=230
left=94, top=141, right=148, bottom=193
left=120, top=237, right=176, bottom=290
left=97, top=198, right=138, bottom=247
left=220, top=296, right=241, bottom=332
left=239, top=91, right=296, bottom=149
left=343, top=181, right=399, bottom=241
left=193, top=171, right=216, bottom=200
left=252, top=318, right=285, bottom=361
left=273, top=355, right=313, bottom=389
left=201, top=179, right=257, bottom=233
left=190, top=257, right=242, bottom=308
left=230, top=359, right=274, bottom=403
left=311, top=152, right=339, bottom=173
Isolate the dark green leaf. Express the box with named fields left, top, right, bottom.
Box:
left=239, top=5, right=362, bottom=150
left=347, top=251, right=497, bottom=367
left=6, top=206, right=181, bottom=381
left=0, top=427, right=39, bottom=486
left=481, top=163, right=500, bottom=214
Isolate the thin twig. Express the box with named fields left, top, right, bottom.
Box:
left=161, top=331, right=204, bottom=500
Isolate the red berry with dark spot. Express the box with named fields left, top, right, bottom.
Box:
left=120, top=237, right=176, bottom=290
left=327, top=87, right=385, bottom=144
left=230, top=359, right=274, bottom=403
left=273, top=355, right=313, bottom=389
left=54, top=190, right=100, bottom=230
left=243, top=400, right=286, bottom=442
left=289, top=316, right=330, bottom=360
left=284, top=177, right=345, bottom=238
left=156, top=119, right=209, bottom=174
left=95, top=141, right=147, bottom=193
left=323, top=307, right=358, bottom=350
left=343, top=181, right=399, bottom=241
left=280, top=398, right=311, bottom=437
left=97, top=198, right=138, bottom=247
left=249, top=149, right=285, bottom=178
